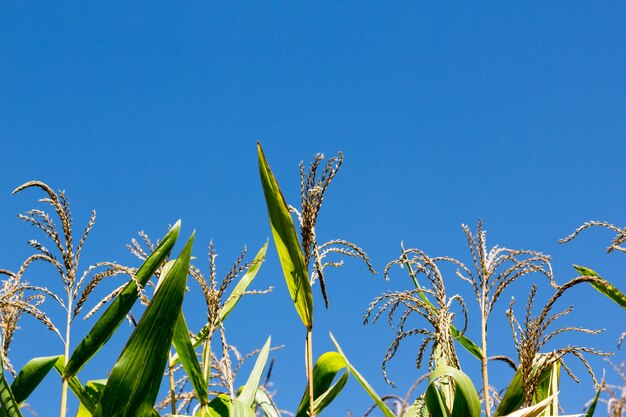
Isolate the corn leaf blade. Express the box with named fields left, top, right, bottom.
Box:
left=257, top=143, right=313, bottom=329
left=584, top=385, right=601, bottom=417
left=172, top=312, right=208, bottom=404
left=427, top=365, right=481, bottom=417
left=495, top=358, right=554, bottom=417
left=239, top=336, right=271, bottom=407
left=10, top=355, right=61, bottom=404
left=170, top=242, right=268, bottom=369
left=92, top=232, right=193, bottom=417
left=0, top=351, right=22, bottom=417
left=573, top=265, right=626, bottom=309
left=330, top=333, right=395, bottom=417
left=296, top=351, right=349, bottom=417
left=65, top=221, right=181, bottom=378
left=255, top=387, right=281, bottom=417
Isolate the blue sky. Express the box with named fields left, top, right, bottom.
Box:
left=1, top=2, right=626, bottom=416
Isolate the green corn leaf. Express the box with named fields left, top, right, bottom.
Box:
left=54, top=359, right=98, bottom=413
left=220, top=242, right=268, bottom=322
left=65, top=220, right=181, bottom=378
left=170, top=242, right=269, bottom=368
left=10, top=355, right=61, bottom=404
left=172, top=312, right=208, bottom=405
left=197, top=394, right=230, bottom=417
left=499, top=393, right=561, bottom=417
left=255, top=387, right=281, bottom=417
left=238, top=336, right=271, bottom=407
left=76, top=380, right=106, bottom=417
left=584, top=385, right=601, bottom=417
left=230, top=398, right=256, bottom=417
left=330, top=333, right=395, bottom=417
left=401, top=245, right=483, bottom=361
left=535, top=361, right=559, bottom=415
left=92, top=232, right=194, bottom=417
left=425, top=382, right=450, bottom=417
left=495, top=356, right=554, bottom=417
left=0, top=349, right=22, bottom=417
left=296, top=351, right=349, bottom=417
left=573, top=265, right=626, bottom=309
left=426, top=366, right=481, bottom=417
left=258, top=143, right=313, bottom=330
left=449, top=327, right=483, bottom=361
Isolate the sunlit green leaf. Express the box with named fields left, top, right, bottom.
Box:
left=296, top=352, right=349, bottom=417
left=258, top=143, right=313, bottom=329
left=573, top=265, right=626, bottom=309
left=239, top=336, right=271, bottom=407
left=0, top=349, right=22, bottom=417
left=92, top=232, right=194, bottom=417
left=426, top=365, right=481, bottom=417
left=330, top=333, right=395, bottom=417
left=584, top=385, right=601, bottom=417
left=172, top=312, right=208, bottom=404
left=65, top=221, right=181, bottom=378
left=10, top=355, right=61, bottom=404
left=255, top=387, right=281, bottom=417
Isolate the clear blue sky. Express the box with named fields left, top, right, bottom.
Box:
left=1, top=3, right=625, bottom=416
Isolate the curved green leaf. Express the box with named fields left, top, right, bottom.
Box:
left=65, top=220, right=181, bottom=378
left=296, top=352, right=349, bottom=417
left=426, top=366, right=481, bottom=417
left=93, top=232, right=194, bottom=417
left=258, top=143, right=313, bottom=330
left=573, top=265, right=626, bottom=309
left=10, top=355, right=61, bottom=404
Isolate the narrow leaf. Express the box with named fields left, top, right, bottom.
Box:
left=220, top=242, right=268, bottom=322
left=0, top=351, right=22, bottom=417
left=258, top=143, right=313, bottom=329
left=330, top=333, right=395, bottom=417
left=255, top=387, right=281, bottom=417
left=65, top=221, right=181, bottom=378
left=93, top=232, right=194, bottom=417
left=239, top=336, right=271, bottom=407
left=171, top=242, right=269, bottom=368
left=584, top=385, right=601, bottom=417
left=172, top=312, right=208, bottom=404
left=573, top=265, right=626, bottom=309
left=197, top=394, right=229, bottom=417
left=495, top=359, right=554, bottom=417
